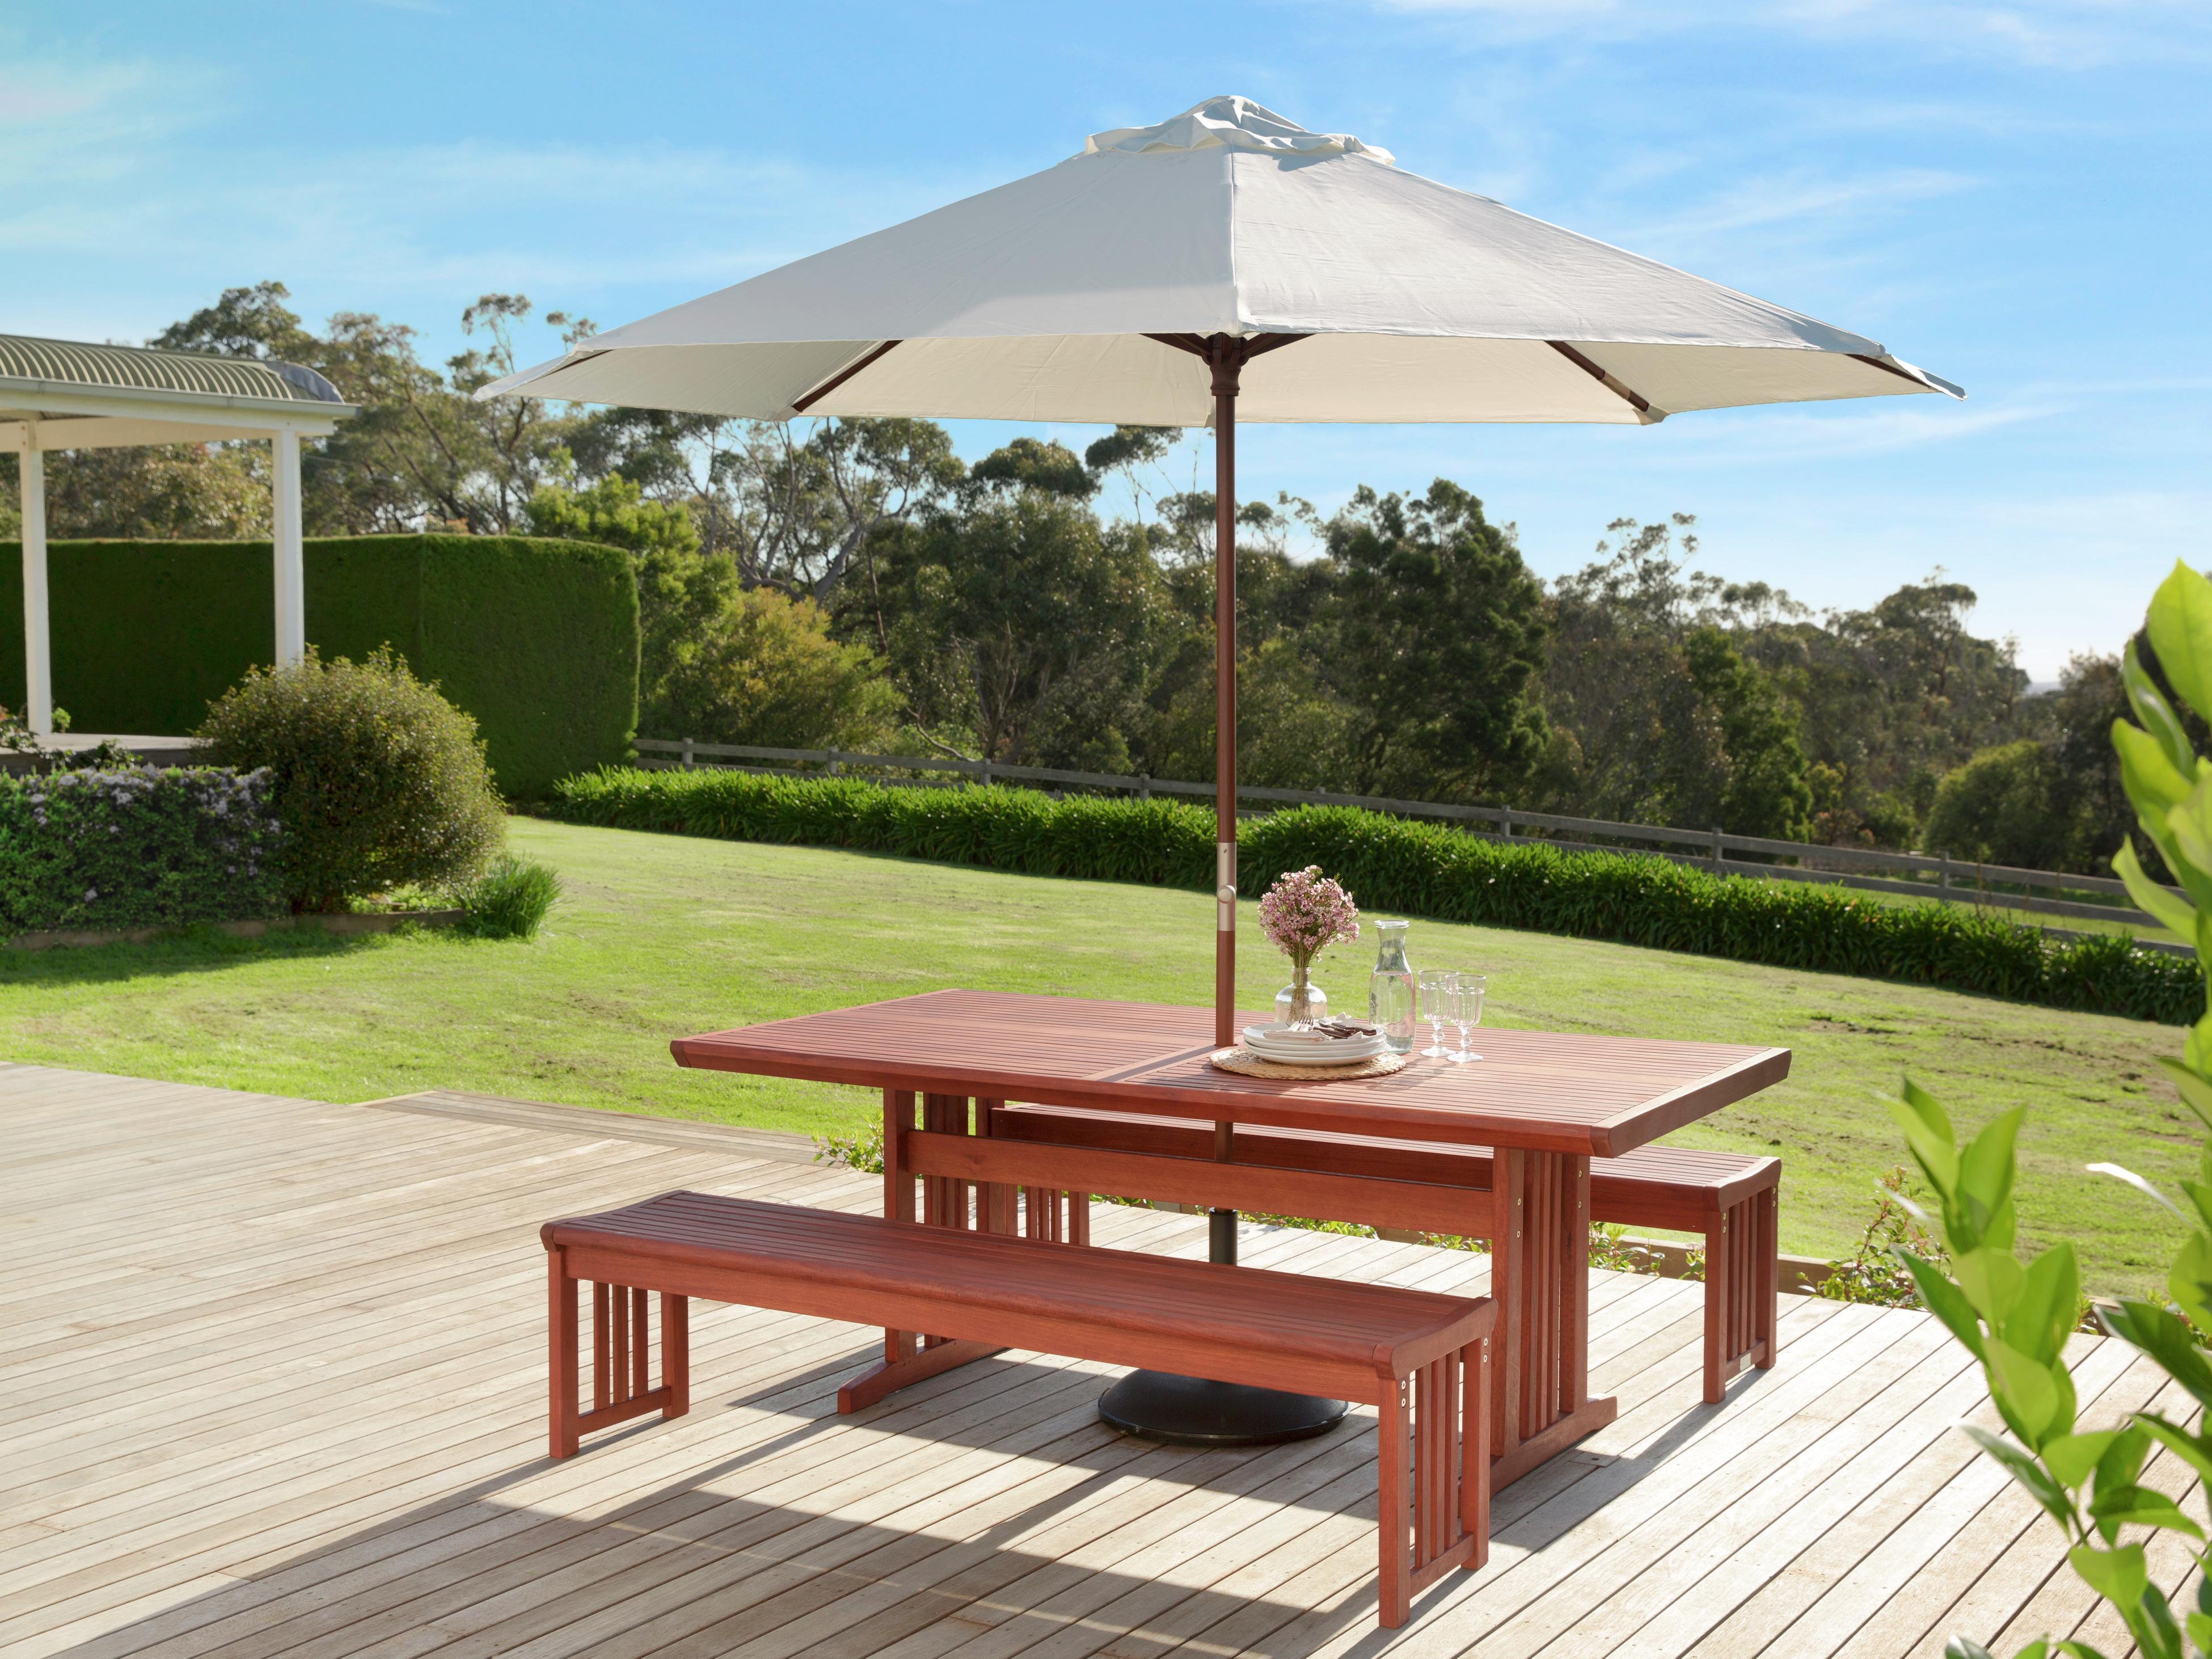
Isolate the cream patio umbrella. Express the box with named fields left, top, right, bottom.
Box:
left=484, top=94, right=1959, bottom=1445
left=483, top=93, right=1960, bottom=1052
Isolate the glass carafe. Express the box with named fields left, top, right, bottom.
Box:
left=1368, top=919, right=1416, bottom=1053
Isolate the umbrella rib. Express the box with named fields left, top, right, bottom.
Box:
left=791, top=340, right=904, bottom=414
left=1547, top=341, right=1665, bottom=422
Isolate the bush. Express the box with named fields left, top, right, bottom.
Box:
left=0, top=534, right=639, bottom=799
left=648, top=586, right=902, bottom=750
left=196, top=648, right=506, bottom=912
left=0, top=765, right=286, bottom=935
left=454, top=856, right=562, bottom=939
left=1924, top=739, right=2075, bottom=869
left=550, top=767, right=2204, bottom=1025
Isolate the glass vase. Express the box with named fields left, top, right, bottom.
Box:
left=1274, top=969, right=1327, bottom=1027
left=1368, top=919, right=1416, bottom=1053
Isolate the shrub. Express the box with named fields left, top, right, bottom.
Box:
left=550, top=767, right=2203, bottom=1024
left=0, top=765, right=286, bottom=934
left=454, top=856, right=562, bottom=939
left=196, top=647, right=506, bottom=912
left=648, top=586, right=903, bottom=751
left=1925, top=738, right=2076, bottom=869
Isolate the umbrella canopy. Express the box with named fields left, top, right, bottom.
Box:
left=483, top=95, right=1961, bottom=1046
left=483, top=95, right=1959, bottom=425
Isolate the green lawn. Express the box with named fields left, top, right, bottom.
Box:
left=0, top=817, right=2192, bottom=1294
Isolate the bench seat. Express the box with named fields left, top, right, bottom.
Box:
left=984, top=1102, right=1779, bottom=1403
left=543, top=1190, right=1496, bottom=1628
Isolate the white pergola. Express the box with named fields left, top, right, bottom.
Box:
left=0, top=334, right=357, bottom=732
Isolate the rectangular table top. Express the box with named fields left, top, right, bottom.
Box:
left=672, top=990, right=1790, bottom=1157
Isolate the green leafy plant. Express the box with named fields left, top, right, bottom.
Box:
left=0, top=765, right=286, bottom=934
left=552, top=766, right=2201, bottom=1023
left=1816, top=1167, right=1948, bottom=1307
left=453, top=856, right=562, bottom=940
left=196, top=647, right=506, bottom=913
left=1896, top=563, right=2212, bottom=1659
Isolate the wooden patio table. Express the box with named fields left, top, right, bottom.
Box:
left=672, top=987, right=1790, bottom=1487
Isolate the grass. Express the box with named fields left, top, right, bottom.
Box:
left=0, top=817, right=2192, bottom=1295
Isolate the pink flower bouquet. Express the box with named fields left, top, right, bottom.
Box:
left=1257, top=865, right=1360, bottom=1023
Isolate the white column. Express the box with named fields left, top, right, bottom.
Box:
left=19, top=433, right=51, bottom=734
left=272, top=427, right=305, bottom=664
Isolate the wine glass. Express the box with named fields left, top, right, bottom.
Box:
left=1449, top=974, right=1487, bottom=1063
left=1418, top=969, right=1456, bottom=1058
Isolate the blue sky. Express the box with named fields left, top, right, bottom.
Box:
left=6, top=1, right=2207, bottom=677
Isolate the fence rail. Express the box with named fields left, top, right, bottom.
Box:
left=628, top=738, right=2186, bottom=949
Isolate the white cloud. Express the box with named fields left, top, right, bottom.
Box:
left=1353, top=0, right=2212, bottom=66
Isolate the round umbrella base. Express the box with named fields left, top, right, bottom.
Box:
left=1097, top=1372, right=1348, bottom=1447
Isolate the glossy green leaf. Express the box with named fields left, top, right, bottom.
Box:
left=2166, top=779, right=2212, bottom=917
left=2041, top=1429, right=2118, bottom=1489
left=2094, top=1423, right=2151, bottom=1493
left=1899, top=1249, right=1989, bottom=1358
left=2116, top=719, right=2197, bottom=843
left=2114, top=840, right=2201, bottom=942
left=1959, top=1108, right=2025, bottom=1245
left=2169, top=1231, right=2212, bottom=1337
left=1964, top=1424, right=2076, bottom=1527
left=2146, top=563, right=2212, bottom=726
left=1956, top=1246, right=2030, bottom=1327
left=2136, top=1581, right=2184, bottom=1659
left=1892, top=1082, right=1961, bottom=1197
left=2101, top=1302, right=2212, bottom=1411
left=1985, top=1337, right=2065, bottom=1444
left=2005, top=1246, right=2081, bottom=1367
left=2131, top=1417, right=2212, bottom=1492
left=2068, top=1541, right=2149, bottom=1609
left=2087, top=1483, right=2205, bottom=1542
left=2124, top=639, right=2196, bottom=778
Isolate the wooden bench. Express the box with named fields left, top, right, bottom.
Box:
left=542, top=1190, right=1496, bottom=1628
left=981, top=1103, right=1779, bottom=1404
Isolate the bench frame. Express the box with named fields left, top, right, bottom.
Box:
left=970, top=1099, right=1778, bottom=1406
left=546, top=1197, right=1493, bottom=1627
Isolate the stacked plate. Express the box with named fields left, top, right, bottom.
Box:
left=1239, top=1022, right=1391, bottom=1066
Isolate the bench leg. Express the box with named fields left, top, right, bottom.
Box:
left=547, top=1248, right=689, bottom=1459
left=1703, top=1188, right=1778, bottom=1403
left=1376, top=1335, right=1491, bottom=1629
left=845, top=1089, right=1006, bottom=1415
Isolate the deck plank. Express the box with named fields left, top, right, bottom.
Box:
left=0, top=1063, right=2089, bottom=1658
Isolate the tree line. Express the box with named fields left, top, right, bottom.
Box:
left=0, top=283, right=2136, bottom=876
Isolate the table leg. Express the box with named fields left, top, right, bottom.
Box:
left=837, top=1088, right=1004, bottom=1414
left=1488, top=1149, right=1616, bottom=1489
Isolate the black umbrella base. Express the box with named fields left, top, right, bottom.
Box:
left=1097, top=1371, right=1348, bottom=1447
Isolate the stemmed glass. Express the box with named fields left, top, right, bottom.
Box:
left=1449, top=974, right=1487, bottom=1063
left=1417, top=969, right=1457, bottom=1059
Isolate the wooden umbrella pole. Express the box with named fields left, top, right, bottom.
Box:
left=1210, top=342, right=1242, bottom=1050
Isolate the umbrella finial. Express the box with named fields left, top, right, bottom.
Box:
left=1083, top=96, right=1395, bottom=166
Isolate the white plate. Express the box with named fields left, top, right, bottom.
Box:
left=1240, top=1024, right=1388, bottom=1064
left=1241, top=1043, right=1386, bottom=1067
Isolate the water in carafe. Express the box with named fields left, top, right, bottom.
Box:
left=1368, top=919, right=1416, bottom=1053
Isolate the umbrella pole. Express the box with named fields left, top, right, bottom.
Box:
left=1212, top=347, right=1239, bottom=1052
left=1096, top=334, right=1346, bottom=1449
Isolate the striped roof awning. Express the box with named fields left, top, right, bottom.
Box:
left=0, top=334, right=345, bottom=405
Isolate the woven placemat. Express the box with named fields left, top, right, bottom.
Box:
left=1208, top=1046, right=1411, bottom=1082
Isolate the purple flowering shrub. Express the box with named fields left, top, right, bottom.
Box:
left=0, top=765, right=287, bottom=934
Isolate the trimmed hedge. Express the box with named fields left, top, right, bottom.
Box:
left=0, top=766, right=286, bottom=935
left=549, top=767, right=2205, bottom=1026
left=0, top=534, right=639, bottom=798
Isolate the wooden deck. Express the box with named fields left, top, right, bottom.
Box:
left=0, top=1062, right=2171, bottom=1658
